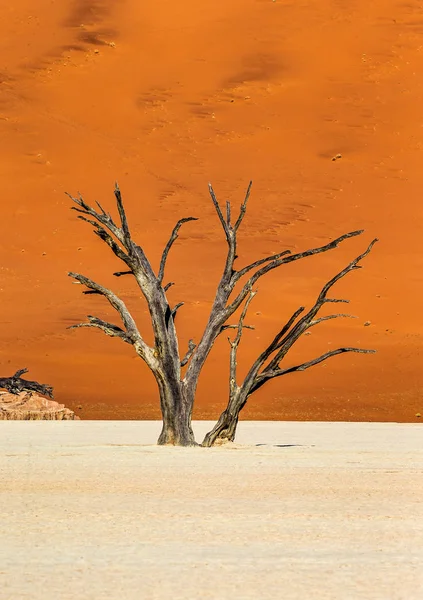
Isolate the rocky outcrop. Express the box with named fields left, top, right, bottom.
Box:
left=0, top=392, right=78, bottom=420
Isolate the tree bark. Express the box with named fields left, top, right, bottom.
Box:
left=156, top=378, right=196, bottom=446
left=202, top=392, right=245, bottom=447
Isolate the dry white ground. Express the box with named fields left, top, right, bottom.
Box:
left=0, top=421, right=422, bottom=600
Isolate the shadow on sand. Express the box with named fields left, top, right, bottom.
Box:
left=255, top=443, right=315, bottom=448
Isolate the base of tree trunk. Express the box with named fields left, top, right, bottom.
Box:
left=201, top=410, right=239, bottom=447
left=157, top=420, right=197, bottom=446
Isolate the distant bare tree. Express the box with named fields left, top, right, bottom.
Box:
left=67, top=183, right=377, bottom=446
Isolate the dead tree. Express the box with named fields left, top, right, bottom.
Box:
left=67, top=182, right=377, bottom=446
left=0, top=368, right=54, bottom=398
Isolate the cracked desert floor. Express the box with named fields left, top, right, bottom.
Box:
left=1, top=1, right=423, bottom=420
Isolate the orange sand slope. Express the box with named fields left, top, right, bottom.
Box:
left=1, top=1, right=422, bottom=420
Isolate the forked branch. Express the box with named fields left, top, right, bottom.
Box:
left=226, top=230, right=367, bottom=316
left=68, top=272, right=155, bottom=364
left=263, top=238, right=378, bottom=373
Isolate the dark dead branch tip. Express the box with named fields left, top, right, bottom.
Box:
left=95, top=200, right=107, bottom=215
left=77, top=215, right=100, bottom=227
left=13, top=368, right=29, bottom=378
left=233, top=249, right=292, bottom=282
left=158, top=218, right=199, bottom=283
left=172, top=302, right=184, bottom=315
left=164, top=282, right=174, bottom=292
left=114, top=182, right=131, bottom=238
left=309, top=314, right=357, bottom=325
left=67, top=191, right=90, bottom=211
left=113, top=270, right=133, bottom=278
left=288, top=347, right=376, bottom=372
left=234, top=180, right=253, bottom=231
left=226, top=200, right=231, bottom=226
left=179, top=217, right=199, bottom=224
left=208, top=183, right=230, bottom=235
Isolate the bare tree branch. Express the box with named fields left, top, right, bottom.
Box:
left=181, top=339, right=196, bottom=367
left=309, top=314, right=357, bottom=326
left=68, top=271, right=154, bottom=363
left=233, top=250, right=291, bottom=283
left=158, top=217, right=198, bottom=284
left=208, top=184, right=230, bottom=240
left=251, top=347, right=376, bottom=393
left=67, top=190, right=156, bottom=281
left=264, top=238, right=378, bottom=372
left=244, top=306, right=306, bottom=378
left=226, top=200, right=231, bottom=227
left=95, top=200, right=107, bottom=216
left=114, top=183, right=131, bottom=242
left=0, top=369, right=54, bottom=398
left=69, top=315, right=133, bottom=344
left=67, top=192, right=124, bottom=245
left=113, top=270, right=133, bottom=277
left=171, top=302, right=184, bottom=318
left=226, top=230, right=367, bottom=317
left=228, top=289, right=257, bottom=396
left=234, top=180, right=253, bottom=231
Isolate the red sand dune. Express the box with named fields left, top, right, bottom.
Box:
left=1, top=0, right=422, bottom=421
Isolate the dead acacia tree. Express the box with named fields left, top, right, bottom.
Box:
left=67, top=182, right=377, bottom=446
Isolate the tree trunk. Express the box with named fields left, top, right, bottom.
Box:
left=156, top=378, right=197, bottom=446
left=202, top=391, right=246, bottom=447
